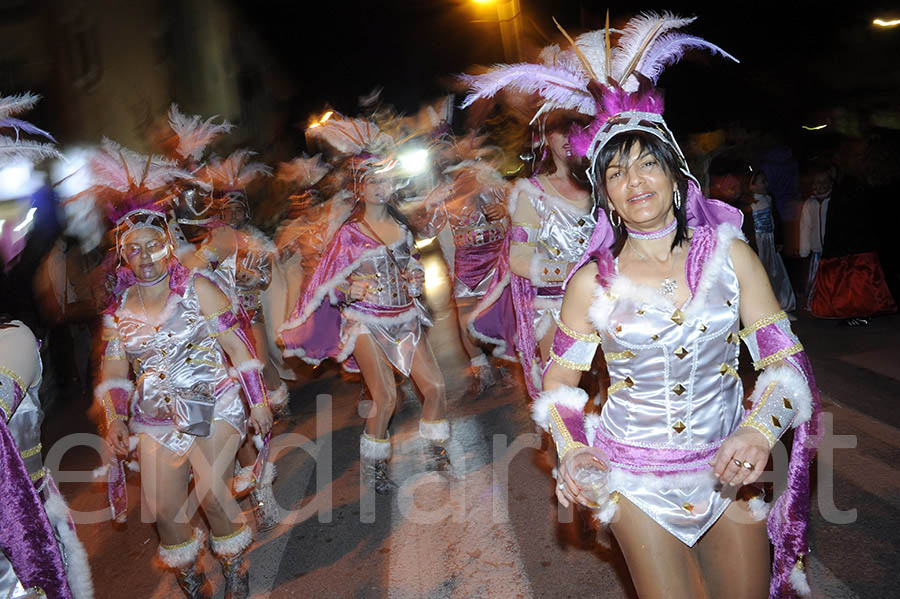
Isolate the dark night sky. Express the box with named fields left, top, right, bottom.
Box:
left=233, top=1, right=900, bottom=139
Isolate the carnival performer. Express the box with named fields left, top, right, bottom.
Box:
left=424, top=134, right=509, bottom=393
left=516, top=13, right=817, bottom=599
left=0, top=92, right=94, bottom=599
left=463, top=54, right=597, bottom=399
left=280, top=115, right=449, bottom=493
left=748, top=169, right=796, bottom=314
left=165, top=105, right=286, bottom=529
left=91, top=140, right=273, bottom=599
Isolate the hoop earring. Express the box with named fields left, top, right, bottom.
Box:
left=673, top=187, right=682, bottom=210
left=608, top=209, right=621, bottom=228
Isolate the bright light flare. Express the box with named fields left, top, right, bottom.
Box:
left=472, top=0, right=495, bottom=4
left=802, top=124, right=828, bottom=131
left=424, top=260, right=444, bottom=293
left=873, top=18, right=900, bottom=27
left=399, top=149, right=429, bottom=176
left=415, top=236, right=436, bottom=249
left=13, top=207, right=37, bottom=232
left=320, top=111, right=334, bottom=123
left=0, top=161, right=33, bottom=198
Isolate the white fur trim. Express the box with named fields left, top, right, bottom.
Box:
left=93, top=378, right=134, bottom=399
left=261, top=462, right=276, bottom=485
left=233, top=359, right=265, bottom=374
left=587, top=282, right=616, bottom=333
left=607, top=466, right=718, bottom=494
left=507, top=177, right=539, bottom=216
left=466, top=272, right=515, bottom=360
left=128, top=435, right=139, bottom=452
left=101, top=314, right=117, bottom=331
left=469, top=354, right=489, bottom=368
left=252, top=434, right=264, bottom=451
left=126, top=460, right=140, bottom=472
left=529, top=355, right=543, bottom=392
left=158, top=528, right=204, bottom=569
left=360, top=433, right=392, bottom=461
left=584, top=413, right=602, bottom=445
left=45, top=492, right=95, bottom=599
left=531, top=386, right=589, bottom=431
left=419, top=419, right=450, bottom=442
left=591, top=499, right=620, bottom=525
left=789, top=561, right=812, bottom=597
left=343, top=305, right=420, bottom=327
left=751, top=366, right=814, bottom=427
left=210, top=524, right=252, bottom=558
left=268, top=382, right=288, bottom=408
left=684, top=223, right=744, bottom=319
left=747, top=495, right=771, bottom=522
left=92, top=464, right=108, bottom=478
left=233, top=465, right=255, bottom=493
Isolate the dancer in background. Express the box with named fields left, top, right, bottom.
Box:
left=0, top=92, right=94, bottom=599
left=91, top=140, right=272, bottom=599
left=280, top=115, right=449, bottom=493
left=424, top=134, right=509, bottom=393
left=463, top=62, right=596, bottom=397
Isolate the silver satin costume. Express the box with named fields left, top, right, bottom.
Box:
left=343, top=231, right=432, bottom=376
left=0, top=322, right=91, bottom=598
left=106, top=275, right=246, bottom=455
left=518, top=178, right=596, bottom=332
left=591, top=225, right=744, bottom=545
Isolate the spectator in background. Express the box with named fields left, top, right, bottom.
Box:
left=749, top=170, right=797, bottom=315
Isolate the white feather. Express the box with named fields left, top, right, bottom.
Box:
left=609, top=12, right=696, bottom=90
left=167, top=103, right=233, bottom=162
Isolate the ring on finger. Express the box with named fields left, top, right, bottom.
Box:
left=558, top=482, right=565, bottom=490
left=732, top=458, right=742, bottom=467
left=742, top=460, right=754, bottom=470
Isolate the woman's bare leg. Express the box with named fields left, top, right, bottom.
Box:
left=190, top=422, right=244, bottom=537
left=352, top=333, right=398, bottom=440
left=609, top=495, right=706, bottom=599
left=409, top=336, right=447, bottom=423
left=138, top=435, right=193, bottom=546
left=695, top=500, right=770, bottom=599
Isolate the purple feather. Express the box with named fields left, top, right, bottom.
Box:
left=0, top=117, right=57, bottom=142
left=640, top=33, right=738, bottom=83
left=460, top=63, right=590, bottom=111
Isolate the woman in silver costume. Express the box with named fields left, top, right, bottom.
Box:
left=96, top=172, right=273, bottom=598
left=468, top=111, right=596, bottom=398
left=280, top=128, right=450, bottom=494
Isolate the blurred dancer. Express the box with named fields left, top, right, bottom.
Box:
left=0, top=93, right=93, bottom=599
left=425, top=134, right=509, bottom=393
left=280, top=115, right=449, bottom=493
left=91, top=141, right=272, bottom=599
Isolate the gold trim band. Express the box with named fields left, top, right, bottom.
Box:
left=556, top=318, right=601, bottom=343
left=549, top=350, right=591, bottom=371
left=753, top=343, right=804, bottom=370
left=739, top=311, right=788, bottom=338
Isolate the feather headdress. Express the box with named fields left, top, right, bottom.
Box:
left=306, top=113, right=394, bottom=159
left=461, top=11, right=737, bottom=163
left=0, top=92, right=60, bottom=166
left=203, top=149, right=272, bottom=193
left=89, top=138, right=196, bottom=252
left=276, top=154, right=330, bottom=190
left=167, top=103, right=233, bottom=164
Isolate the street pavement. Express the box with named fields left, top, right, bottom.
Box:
left=44, top=254, right=900, bottom=598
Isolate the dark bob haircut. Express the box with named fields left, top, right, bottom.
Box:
left=589, top=130, right=690, bottom=255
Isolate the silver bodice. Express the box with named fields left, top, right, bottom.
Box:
left=347, top=234, right=421, bottom=309
left=109, top=275, right=245, bottom=454
left=588, top=225, right=746, bottom=545
left=524, top=178, right=596, bottom=266
left=2, top=322, right=44, bottom=483
left=596, top=266, right=744, bottom=447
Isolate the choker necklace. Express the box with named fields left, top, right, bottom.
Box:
left=626, top=218, right=677, bottom=240
left=135, top=270, right=168, bottom=287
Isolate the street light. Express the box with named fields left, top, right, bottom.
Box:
left=471, top=0, right=522, bottom=62
left=873, top=18, right=900, bottom=27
